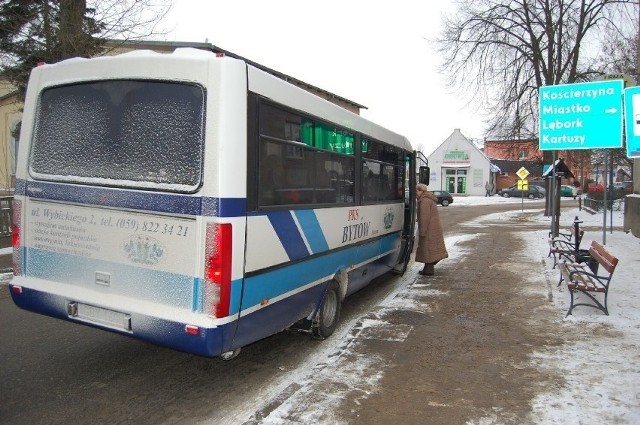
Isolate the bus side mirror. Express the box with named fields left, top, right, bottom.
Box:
left=419, top=166, right=430, bottom=185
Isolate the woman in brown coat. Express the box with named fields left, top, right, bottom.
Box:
left=415, top=183, right=448, bottom=275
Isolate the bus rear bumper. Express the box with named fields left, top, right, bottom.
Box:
left=8, top=283, right=233, bottom=358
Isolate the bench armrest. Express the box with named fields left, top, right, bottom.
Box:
left=552, top=239, right=578, bottom=251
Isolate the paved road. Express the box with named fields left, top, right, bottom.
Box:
left=0, top=200, right=556, bottom=424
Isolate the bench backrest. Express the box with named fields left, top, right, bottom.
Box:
left=588, top=241, right=619, bottom=274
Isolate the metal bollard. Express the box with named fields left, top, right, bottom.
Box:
left=573, top=216, right=583, bottom=259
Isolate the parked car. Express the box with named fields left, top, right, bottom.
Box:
left=497, top=185, right=546, bottom=199
left=560, top=185, right=576, bottom=197
left=528, top=180, right=546, bottom=188
left=612, top=181, right=632, bottom=193
left=432, top=190, right=453, bottom=206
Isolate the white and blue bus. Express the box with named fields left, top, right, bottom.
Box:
left=10, top=48, right=417, bottom=358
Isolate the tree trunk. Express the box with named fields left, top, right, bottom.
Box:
left=60, top=0, right=87, bottom=58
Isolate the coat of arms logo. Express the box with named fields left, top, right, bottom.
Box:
left=383, top=207, right=394, bottom=229
left=124, top=236, right=164, bottom=265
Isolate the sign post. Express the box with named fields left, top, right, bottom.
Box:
left=516, top=167, right=530, bottom=211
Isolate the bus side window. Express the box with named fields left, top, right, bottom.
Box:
left=364, top=169, right=377, bottom=202
left=380, top=174, right=393, bottom=200
left=315, top=167, right=334, bottom=204
left=282, top=156, right=312, bottom=204
left=260, top=154, right=285, bottom=206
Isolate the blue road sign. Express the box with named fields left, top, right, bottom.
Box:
left=623, top=86, right=640, bottom=158
left=539, top=80, right=623, bottom=150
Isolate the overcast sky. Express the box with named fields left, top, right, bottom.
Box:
left=159, top=0, right=486, bottom=155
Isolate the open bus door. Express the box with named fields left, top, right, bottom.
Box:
left=394, top=151, right=420, bottom=274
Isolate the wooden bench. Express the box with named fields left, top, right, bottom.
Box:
left=558, top=241, right=619, bottom=317
left=548, top=225, right=584, bottom=269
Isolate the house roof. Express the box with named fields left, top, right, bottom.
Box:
left=542, top=158, right=575, bottom=178
left=430, top=128, right=491, bottom=160
left=492, top=159, right=542, bottom=175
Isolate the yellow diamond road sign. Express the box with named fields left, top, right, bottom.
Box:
left=516, top=167, right=530, bottom=180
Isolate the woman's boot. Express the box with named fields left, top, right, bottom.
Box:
left=424, top=263, right=435, bottom=275
left=419, top=263, right=435, bottom=276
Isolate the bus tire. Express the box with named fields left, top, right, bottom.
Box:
left=312, top=281, right=341, bottom=340
left=220, top=348, right=241, bottom=361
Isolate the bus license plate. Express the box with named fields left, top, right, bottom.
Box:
left=72, top=302, right=132, bottom=331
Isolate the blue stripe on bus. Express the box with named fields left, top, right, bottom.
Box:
left=193, top=278, right=203, bottom=312
left=26, top=248, right=195, bottom=309
left=15, top=179, right=246, bottom=217
left=201, top=197, right=247, bottom=218
left=15, top=178, right=26, bottom=195
left=294, top=210, right=329, bottom=254
left=266, top=211, right=310, bottom=260
left=240, top=233, right=399, bottom=309
left=191, top=277, right=243, bottom=316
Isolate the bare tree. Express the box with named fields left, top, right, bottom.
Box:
left=591, top=4, right=638, bottom=76
left=589, top=5, right=637, bottom=180
left=88, top=0, right=170, bottom=42
left=435, top=0, right=635, bottom=140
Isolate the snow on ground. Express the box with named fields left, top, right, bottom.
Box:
left=454, top=195, right=640, bottom=424
left=522, top=202, right=639, bottom=424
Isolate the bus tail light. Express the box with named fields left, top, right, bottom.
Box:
left=185, top=325, right=199, bottom=335
left=204, top=223, right=232, bottom=318
left=12, top=199, right=21, bottom=275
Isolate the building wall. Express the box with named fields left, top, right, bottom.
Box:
left=484, top=138, right=590, bottom=189
left=484, top=139, right=543, bottom=162
left=495, top=173, right=523, bottom=191
left=427, top=129, right=493, bottom=196
left=0, top=90, right=21, bottom=192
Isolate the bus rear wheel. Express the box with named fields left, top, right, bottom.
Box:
left=312, top=282, right=341, bottom=340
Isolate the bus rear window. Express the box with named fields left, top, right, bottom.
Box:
left=30, top=80, right=205, bottom=192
